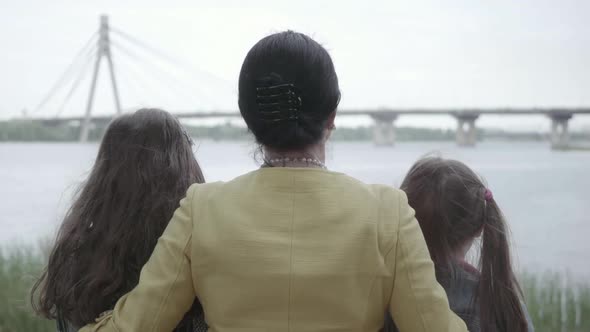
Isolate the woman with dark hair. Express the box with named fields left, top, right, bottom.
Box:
left=385, top=156, right=534, bottom=332
left=80, top=32, right=467, bottom=332
left=31, top=108, right=208, bottom=332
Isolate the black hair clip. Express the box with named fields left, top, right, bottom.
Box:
left=256, top=83, right=302, bottom=122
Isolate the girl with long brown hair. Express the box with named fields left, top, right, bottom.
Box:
left=386, top=156, right=534, bottom=332
left=31, top=108, right=208, bottom=331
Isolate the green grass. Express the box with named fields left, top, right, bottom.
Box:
left=1, top=245, right=589, bottom=332
left=0, top=246, right=53, bottom=332
left=522, top=271, right=590, bottom=332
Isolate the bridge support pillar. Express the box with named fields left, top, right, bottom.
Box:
left=79, top=15, right=121, bottom=142
left=455, top=113, right=479, bottom=147
left=371, top=114, right=397, bottom=146
left=549, top=113, right=573, bottom=150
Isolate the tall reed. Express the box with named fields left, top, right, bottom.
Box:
left=1, top=244, right=588, bottom=332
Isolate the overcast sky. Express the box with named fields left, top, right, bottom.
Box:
left=1, top=0, right=588, bottom=130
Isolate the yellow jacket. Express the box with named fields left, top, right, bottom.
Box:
left=81, top=168, right=467, bottom=332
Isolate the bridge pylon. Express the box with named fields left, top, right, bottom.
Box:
left=454, top=112, right=480, bottom=147
left=370, top=113, right=398, bottom=146
left=79, top=15, right=122, bottom=142
left=548, top=112, right=573, bottom=150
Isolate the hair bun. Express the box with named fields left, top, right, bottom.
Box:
left=256, top=83, right=302, bottom=122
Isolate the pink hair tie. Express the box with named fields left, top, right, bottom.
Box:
left=484, top=188, right=494, bottom=201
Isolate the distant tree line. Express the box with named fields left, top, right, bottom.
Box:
left=0, top=119, right=588, bottom=142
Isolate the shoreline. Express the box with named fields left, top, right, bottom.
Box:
left=3, top=244, right=589, bottom=332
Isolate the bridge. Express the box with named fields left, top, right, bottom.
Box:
left=36, top=107, right=590, bottom=149
left=24, top=15, right=589, bottom=149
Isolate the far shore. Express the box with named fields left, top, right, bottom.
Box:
left=2, top=119, right=590, bottom=143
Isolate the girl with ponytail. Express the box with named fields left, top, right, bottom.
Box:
left=386, top=156, right=534, bottom=332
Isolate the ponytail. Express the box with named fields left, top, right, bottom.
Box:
left=478, top=198, right=528, bottom=332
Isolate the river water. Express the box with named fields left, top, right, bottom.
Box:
left=0, top=140, right=588, bottom=278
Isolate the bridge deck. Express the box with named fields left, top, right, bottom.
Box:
left=35, top=108, right=590, bottom=125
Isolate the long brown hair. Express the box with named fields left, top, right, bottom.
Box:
left=400, top=156, right=527, bottom=332
left=31, top=108, right=205, bottom=327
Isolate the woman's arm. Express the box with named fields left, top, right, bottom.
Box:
left=79, top=185, right=199, bottom=332
left=387, top=191, right=468, bottom=332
